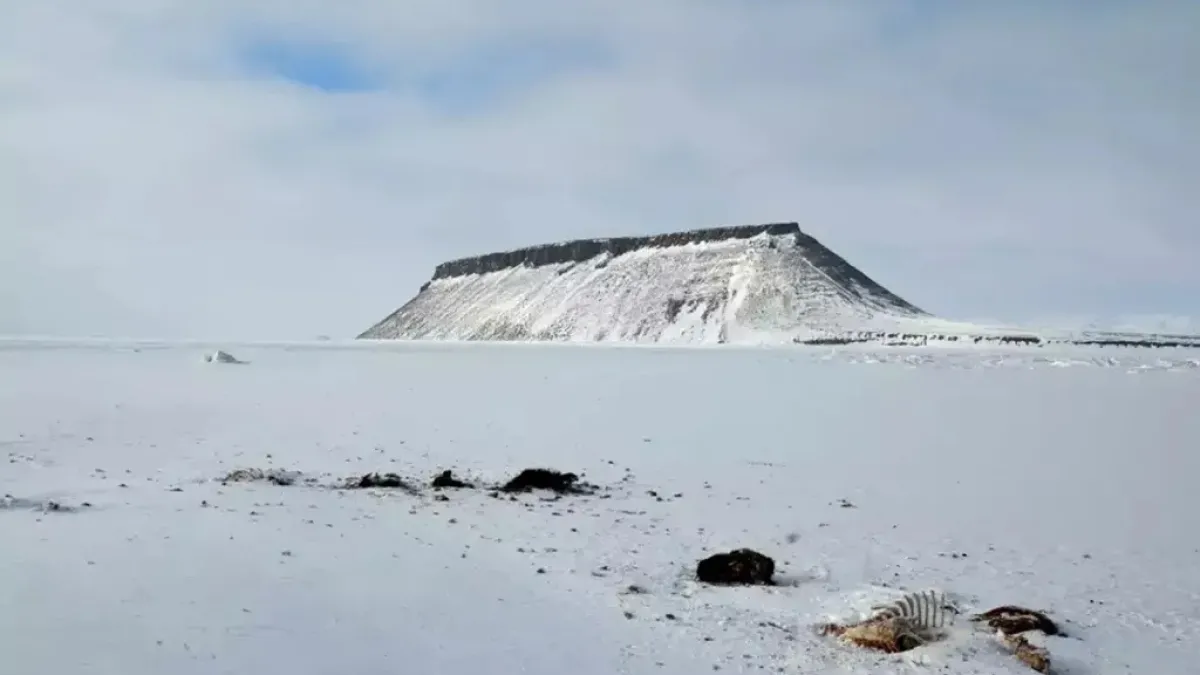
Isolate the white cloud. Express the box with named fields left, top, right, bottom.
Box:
left=2, top=0, right=1197, bottom=338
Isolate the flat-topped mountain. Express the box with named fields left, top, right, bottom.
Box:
left=358, top=222, right=1003, bottom=344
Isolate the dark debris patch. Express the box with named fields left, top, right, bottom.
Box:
left=347, top=472, right=420, bottom=493
left=221, top=468, right=307, bottom=486
left=696, top=548, right=776, bottom=585
left=500, top=468, right=596, bottom=495
left=431, top=469, right=473, bottom=489
left=2, top=495, right=92, bottom=513
left=970, top=605, right=1061, bottom=637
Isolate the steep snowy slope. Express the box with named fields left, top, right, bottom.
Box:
left=2, top=339, right=1198, bottom=674
left=360, top=223, right=1003, bottom=343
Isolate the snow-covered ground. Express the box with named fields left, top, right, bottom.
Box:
left=2, top=339, right=1198, bottom=674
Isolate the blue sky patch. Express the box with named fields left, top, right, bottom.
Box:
left=240, top=40, right=383, bottom=93
left=236, top=33, right=613, bottom=110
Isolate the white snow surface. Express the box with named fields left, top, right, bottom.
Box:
left=362, top=233, right=1017, bottom=343
left=2, top=338, right=1199, bottom=674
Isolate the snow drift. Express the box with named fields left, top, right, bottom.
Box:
left=203, top=350, right=246, bottom=364
left=359, top=223, right=999, bottom=344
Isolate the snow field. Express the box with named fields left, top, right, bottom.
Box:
left=2, top=341, right=1198, bottom=674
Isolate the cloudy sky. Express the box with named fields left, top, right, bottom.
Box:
left=3, top=1, right=1197, bottom=339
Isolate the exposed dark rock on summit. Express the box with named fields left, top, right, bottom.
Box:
left=428, top=223, right=845, bottom=282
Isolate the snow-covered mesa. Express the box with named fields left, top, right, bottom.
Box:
left=2, top=338, right=1198, bottom=674
left=359, top=224, right=1029, bottom=344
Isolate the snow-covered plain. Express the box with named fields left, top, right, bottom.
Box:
left=2, top=339, right=1198, bottom=674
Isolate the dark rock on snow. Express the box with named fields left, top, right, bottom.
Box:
left=351, top=472, right=418, bottom=491
left=696, top=548, right=776, bottom=585
left=431, top=469, right=473, bottom=489
left=501, top=468, right=593, bottom=495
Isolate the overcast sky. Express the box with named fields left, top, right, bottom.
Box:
left=3, top=1, right=1197, bottom=339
